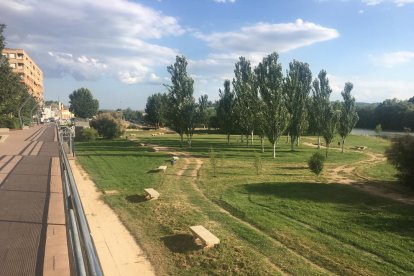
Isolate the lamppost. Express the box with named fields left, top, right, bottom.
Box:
left=18, top=96, right=33, bottom=129
left=30, top=104, right=39, bottom=126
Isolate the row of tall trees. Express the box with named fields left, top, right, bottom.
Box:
left=215, top=53, right=358, bottom=157
left=145, top=53, right=358, bottom=157
left=356, top=98, right=414, bottom=131
left=0, top=24, right=36, bottom=128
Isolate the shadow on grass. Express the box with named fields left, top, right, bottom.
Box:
left=244, top=182, right=395, bottom=205
left=242, top=182, right=414, bottom=237
left=147, top=169, right=163, bottom=173
left=125, top=194, right=147, bottom=203
left=161, top=233, right=201, bottom=253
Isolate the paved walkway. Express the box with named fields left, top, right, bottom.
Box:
left=0, top=125, right=70, bottom=276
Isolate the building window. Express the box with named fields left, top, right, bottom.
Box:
left=18, top=63, right=24, bottom=69
left=9, top=53, right=15, bottom=59
left=10, top=63, right=16, bottom=68
left=17, top=53, right=23, bottom=59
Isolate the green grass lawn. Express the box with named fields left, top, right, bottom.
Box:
left=75, top=133, right=414, bottom=275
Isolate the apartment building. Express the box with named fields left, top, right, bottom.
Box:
left=1, top=48, right=44, bottom=102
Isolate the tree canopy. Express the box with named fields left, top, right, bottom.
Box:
left=255, top=52, right=290, bottom=158
left=284, top=60, right=312, bottom=151
left=217, top=80, right=235, bottom=143
left=233, top=57, right=258, bottom=146
left=0, top=24, right=33, bottom=128
left=69, top=87, right=99, bottom=118
left=338, top=82, right=359, bottom=152
left=165, top=55, right=196, bottom=147
left=145, top=93, right=167, bottom=127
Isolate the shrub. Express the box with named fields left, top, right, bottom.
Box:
left=308, top=152, right=325, bottom=176
left=90, top=113, right=125, bottom=139
left=385, top=135, right=414, bottom=186
left=76, top=127, right=98, bottom=141
left=209, top=146, right=217, bottom=177
left=0, top=116, right=20, bottom=129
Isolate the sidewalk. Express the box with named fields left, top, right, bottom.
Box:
left=0, top=125, right=70, bottom=276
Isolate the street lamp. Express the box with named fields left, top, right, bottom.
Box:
left=18, top=96, right=33, bottom=128
left=30, top=104, right=39, bottom=126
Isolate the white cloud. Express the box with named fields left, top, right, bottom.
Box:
left=187, top=19, right=340, bottom=99
left=371, top=51, right=414, bottom=68
left=362, top=0, right=383, bottom=5
left=328, top=74, right=414, bottom=103
left=196, top=19, right=339, bottom=63
left=0, top=0, right=184, bottom=83
left=394, top=0, right=414, bottom=6
left=358, top=9, right=365, bottom=13
left=362, top=0, right=414, bottom=6
left=214, top=0, right=236, bottom=3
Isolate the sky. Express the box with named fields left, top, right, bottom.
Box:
left=0, top=0, right=413, bottom=110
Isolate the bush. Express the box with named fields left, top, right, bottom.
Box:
left=385, top=135, right=414, bottom=186
left=209, top=146, right=217, bottom=177
left=253, top=152, right=262, bottom=175
left=0, top=116, right=20, bottom=129
left=90, top=113, right=124, bottom=139
left=76, top=127, right=98, bottom=141
left=308, top=152, right=325, bottom=176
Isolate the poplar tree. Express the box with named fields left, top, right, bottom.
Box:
left=165, top=55, right=196, bottom=147
left=255, top=52, right=290, bottom=158
left=284, top=60, right=312, bottom=151
left=233, top=57, right=258, bottom=146
left=310, top=70, right=332, bottom=148
left=312, top=70, right=340, bottom=157
left=338, top=82, right=359, bottom=153
left=217, top=80, right=235, bottom=144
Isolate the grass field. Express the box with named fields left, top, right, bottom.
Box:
left=75, top=132, right=414, bottom=275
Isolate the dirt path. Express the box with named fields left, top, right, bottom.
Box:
left=303, top=142, right=414, bottom=205
left=70, top=160, right=155, bottom=276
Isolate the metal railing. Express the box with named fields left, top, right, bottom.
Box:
left=57, top=126, right=104, bottom=276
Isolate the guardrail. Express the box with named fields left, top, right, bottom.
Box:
left=57, top=126, right=104, bottom=276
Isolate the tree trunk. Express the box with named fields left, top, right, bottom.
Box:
left=180, top=133, right=184, bottom=148
left=273, top=142, right=276, bottom=158
left=251, top=130, right=254, bottom=146
left=227, top=134, right=230, bottom=144
left=290, top=136, right=295, bottom=151
left=241, top=134, right=244, bottom=143
left=326, top=144, right=329, bottom=158
left=286, top=132, right=289, bottom=143
left=260, top=137, right=264, bottom=153
left=317, top=136, right=320, bottom=149
left=341, top=137, right=345, bottom=153
left=296, top=136, right=300, bottom=147
left=188, top=136, right=192, bottom=148
left=246, top=134, right=249, bottom=147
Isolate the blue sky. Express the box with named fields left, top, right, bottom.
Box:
left=0, top=0, right=413, bottom=109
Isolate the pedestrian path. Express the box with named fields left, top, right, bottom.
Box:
left=0, top=125, right=70, bottom=276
